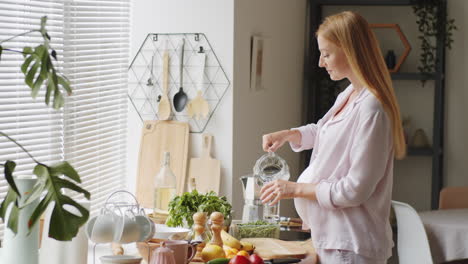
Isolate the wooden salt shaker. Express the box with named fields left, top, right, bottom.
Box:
left=193, top=212, right=208, bottom=261
left=210, top=212, right=224, bottom=247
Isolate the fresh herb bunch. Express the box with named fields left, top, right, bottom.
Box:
left=412, top=0, right=456, bottom=78
left=166, top=190, right=232, bottom=227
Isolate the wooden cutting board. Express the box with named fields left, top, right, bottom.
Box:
left=188, top=133, right=221, bottom=194
left=241, top=238, right=308, bottom=260
left=136, top=120, right=189, bottom=208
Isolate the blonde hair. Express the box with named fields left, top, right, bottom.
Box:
left=316, top=11, right=406, bottom=159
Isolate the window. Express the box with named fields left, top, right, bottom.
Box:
left=0, top=0, right=129, bottom=238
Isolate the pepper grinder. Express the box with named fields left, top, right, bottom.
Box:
left=192, top=212, right=208, bottom=262
left=150, top=242, right=176, bottom=264
left=209, top=212, right=224, bottom=247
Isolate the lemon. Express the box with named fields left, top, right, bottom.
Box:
left=202, top=244, right=226, bottom=262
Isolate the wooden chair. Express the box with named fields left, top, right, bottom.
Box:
left=439, top=186, right=468, bottom=209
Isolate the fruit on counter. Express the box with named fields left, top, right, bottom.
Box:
left=223, top=245, right=239, bottom=259
left=221, top=229, right=242, bottom=250
left=228, top=255, right=251, bottom=264
left=237, top=250, right=250, bottom=257
left=240, top=241, right=255, bottom=252
left=201, top=244, right=226, bottom=262
left=207, top=258, right=231, bottom=264
left=249, top=254, right=265, bottom=264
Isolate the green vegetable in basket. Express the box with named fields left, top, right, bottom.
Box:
left=237, top=220, right=280, bottom=239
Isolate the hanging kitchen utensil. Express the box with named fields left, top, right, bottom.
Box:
left=158, top=50, right=171, bottom=120
left=187, top=53, right=209, bottom=120
left=147, top=54, right=155, bottom=86
left=173, top=39, right=188, bottom=112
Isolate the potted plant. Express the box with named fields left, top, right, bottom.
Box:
left=0, top=16, right=90, bottom=263
left=412, top=0, right=457, bottom=78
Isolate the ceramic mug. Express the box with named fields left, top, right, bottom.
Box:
left=114, top=213, right=141, bottom=244
left=87, top=209, right=117, bottom=243
left=163, top=240, right=196, bottom=264
left=134, top=214, right=154, bottom=242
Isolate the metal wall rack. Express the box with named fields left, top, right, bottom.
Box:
left=128, top=33, right=230, bottom=133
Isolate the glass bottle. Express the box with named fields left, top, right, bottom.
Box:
left=154, top=152, right=177, bottom=213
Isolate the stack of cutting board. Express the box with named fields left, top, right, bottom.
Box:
left=136, top=120, right=189, bottom=209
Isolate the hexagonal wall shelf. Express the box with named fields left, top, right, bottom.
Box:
left=128, top=33, right=230, bottom=133
left=370, top=24, right=411, bottom=73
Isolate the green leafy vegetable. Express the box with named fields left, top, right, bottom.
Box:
left=166, top=190, right=232, bottom=227
left=235, top=221, right=280, bottom=239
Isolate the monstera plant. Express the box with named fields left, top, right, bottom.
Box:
left=0, top=16, right=90, bottom=241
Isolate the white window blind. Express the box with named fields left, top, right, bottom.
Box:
left=0, top=0, right=65, bottom=240
left=0, top=0, right=129, bottom=238
left=62, top=0, right=129, bottom=213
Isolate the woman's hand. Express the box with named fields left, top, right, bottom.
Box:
left=262, top=129, right=301, bottom=152
left=261, top=180, right=318, bottom=204
left=260, top=179, right=298, bottom=205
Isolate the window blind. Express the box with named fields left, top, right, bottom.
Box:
left=0, top=0, right=65, bottom=240
left=62, top=0, right=129, bottom=213
left=0, top=0, right=129, bottom=238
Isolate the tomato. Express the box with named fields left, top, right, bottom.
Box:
left=249, top=254, right=264, bottom=264
left=228, top=255, right=251, bottom=264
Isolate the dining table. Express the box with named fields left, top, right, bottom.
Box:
left=418, top=208, right=468, bottom=263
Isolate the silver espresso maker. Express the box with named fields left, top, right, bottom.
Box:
left=240, top=174, right=263, bottom=222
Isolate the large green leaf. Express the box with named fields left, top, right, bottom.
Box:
left=0, top=161, right=21, bottom=233
left=27, top=163, right=90, bottom=241
left=0, top=189, right=20, bottom=233
left=20, top=20, right=72, bottom=109
left=4, top=161, right=20, bottom=196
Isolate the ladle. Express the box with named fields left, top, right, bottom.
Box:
left=173, top=39, right=188, bottom=112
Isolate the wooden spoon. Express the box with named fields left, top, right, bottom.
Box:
left=158, top=51, right=171, bottom=120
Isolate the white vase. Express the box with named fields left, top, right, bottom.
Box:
left=1, top=175, right=39, bottom=264
left=40, top=200, right=90, bottom=264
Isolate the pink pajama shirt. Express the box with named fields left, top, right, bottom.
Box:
left=291, top=85, right=394, bottom=261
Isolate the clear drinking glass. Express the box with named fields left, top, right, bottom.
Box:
left=253, top=152, right=290, bottom=223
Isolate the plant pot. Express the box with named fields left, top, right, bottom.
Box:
left=1, top=175, right=40, bottom=264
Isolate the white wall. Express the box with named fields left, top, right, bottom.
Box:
left=128, top=0, right=234, bottom=200
left=445, top=0, right=468, bottom=187
left=128, top=0, right=307, bottom=219
left=233, top=0, right=307, bottom=218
